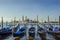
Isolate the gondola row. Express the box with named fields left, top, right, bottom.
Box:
left=0, top=24, right=21, bottom=40
left=0, top=24, right=60, bottom=40
left=29, top=25, right=60, bottom=40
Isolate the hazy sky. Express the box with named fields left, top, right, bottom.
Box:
left=0, top=0, right=60, bottom=22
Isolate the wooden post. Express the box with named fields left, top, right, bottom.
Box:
left=12, top=17, right=16, bottom=39
left=25, top=16, right=26, bottom=22
left=18, top=19, right=20, bottom=28
left=35, top=15, right=39, bottom=38
left=48, top=16, right=50, bottom=27
left=25, top=16, right=28, bottom=24
left=36, top=15, right=39, bottom=25
left=19, top=19, right=20, bottom=24
left=10, top=19, right=13, bottom=26
left=25, top=16, right=27, bottom=20
left=37, top=15, right=39, bottom=30
left=14, top=17, right=16, bottom=26
left=55, top=18, right=56, bottom=26
left=37, top=16, right=38, bottom=23
left=37, top=15, right=39, bottom=26
left=25, top=16, right=28, bottom=40
left=42, top=19, right=44, bottom=25
left=1, top=17, right=3, bottom=29
left=59, top=16, right=60, bottom=27
left=22, top=16, right=24, bottom=22
left=6, top=21, right=8, bottom=26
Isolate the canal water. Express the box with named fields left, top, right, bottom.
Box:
left=0, top=24, right=59, bottom=40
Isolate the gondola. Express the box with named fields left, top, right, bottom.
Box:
left=29, top=25, right=35, bottom=39
left=0, top=24, right=20, bottom=35
left=0, top=25, right=12, bottom=35
left=13, top=24, right=26, bottom=37
left=37, top=25, right=46, bottom=40
left=48, top=25, right=60, bottom=35
left=13, top=24, right=20, bottom=32
left=48, top=25, right=60, bottom=40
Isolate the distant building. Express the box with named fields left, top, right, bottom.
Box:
left=24, top=19, right=39, bottom=23
left=44, top=21, right=59, bottom=23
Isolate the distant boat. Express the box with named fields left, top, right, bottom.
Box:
left=37, top=25, right=46, bottom=40
left=13, top=24, right=26, bottom=37
left=0, top=25, right=12, bottom=35
left=29, top=25, right=35, bottom=38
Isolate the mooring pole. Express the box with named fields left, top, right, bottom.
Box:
left=37, top=16, right=38, bottom=23
left=19, top=19, right=20, bottom=25
left=22, top=16, right=24, bottom=22
left=25, top=16, right=27, bottom=20
left=25, top=16, right=27, bottom=26
left=18, top=19, right=20, bottom=28
left=14, top=17, right=16, bottom=26
left=35, top=15, right=39, bottom=38
left=12, top=17, right=16, bottom=40
left=59, top=16, right=60, bottom=28
left=36, top=15, right=39, bottom=27
left=25, top=16, right=28, bottom=40
left=55, top=18, right=57, bottom=27
left=42, top=19, right=44, bottom=25
left=1, top=17, right=3, bottom=29
left=6, top=21, right=8, bottom=26
left=48, top=16, right=50, bottom=27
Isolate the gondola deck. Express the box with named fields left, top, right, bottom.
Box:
left=0, top=25, right=12, bottom=35
left=13, top=24, right=26, bottom=39
left=47, top=25, right=60, bottom=40
left=28, top=25, right=35, bottom=40
left=37, top=25, right=46, bottom=40
left=29, top=27, right=35, bottom=37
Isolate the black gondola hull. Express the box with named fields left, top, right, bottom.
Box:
left=38, top=31, right=46, bottom=40
left=48, top=31, right=60, bottom=40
